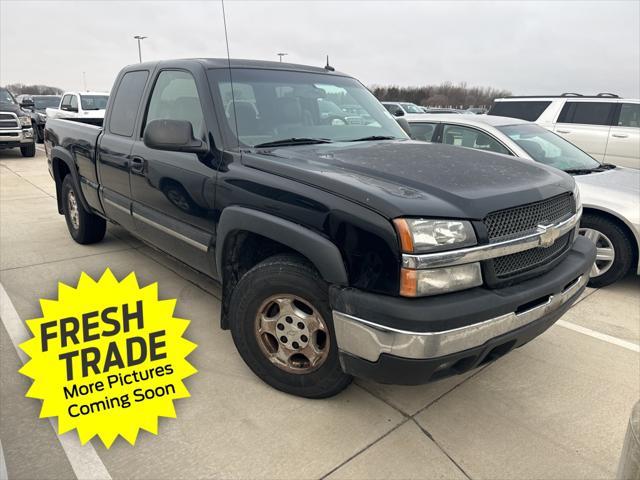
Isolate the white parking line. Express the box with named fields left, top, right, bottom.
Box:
left=0, top=282, right=112, bottom=480
left=35, top=146, right=46, bottom=153
left=0, top=438, right=8, bottom=480
left=556, top=320, right=639, bottom=352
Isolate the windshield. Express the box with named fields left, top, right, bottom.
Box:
left=208, top=68, right=407, bottom=147
left=401, top=103, right=424, bottom=113
left=80, top=95, right=109, bottom=110
left=498, top=124, right=600, bottom=171
left=0, top=88, right=16, bottom=104
left=33, top=96, right=61, bottom=109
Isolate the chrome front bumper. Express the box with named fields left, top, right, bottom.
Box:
left=333, top=274, right=588, bottom=363
left=0, top=128, right=34, bottom=144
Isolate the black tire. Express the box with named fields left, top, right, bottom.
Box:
left=229, top=253, right=352, bottom=398
left=20, top=142, right=36, bottom=157
left=580, top=213, right=633, bottom=288
left=61, top=175, right=106, bottom=244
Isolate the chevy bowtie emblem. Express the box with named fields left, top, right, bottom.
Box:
left=537, top=223, right=560, bottom=247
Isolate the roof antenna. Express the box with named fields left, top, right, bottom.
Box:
left=324, top=55, right=335, bottom=72
left=221, top=0, right=239, bottom=148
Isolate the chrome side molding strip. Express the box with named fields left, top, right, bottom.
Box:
left=403, top=209, right=581, bottom=270
left=332, top=274, right=587, bottom=362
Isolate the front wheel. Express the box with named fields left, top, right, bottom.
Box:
left=20, top=142, right=36, bottom=157
left=578, top=213, right=633, bottom=288
left=229, top=254, right=352, bottom=398
left=61, top=175, right=106, bottom=244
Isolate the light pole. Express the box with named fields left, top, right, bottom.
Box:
left=134, top=35, right=147, bottom=63
left=277, top=52, right=288, bottom=62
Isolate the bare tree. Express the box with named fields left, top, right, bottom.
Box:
left=6, top=84, right=64, bottom=96
left=371, top=82, right=511, bottom=109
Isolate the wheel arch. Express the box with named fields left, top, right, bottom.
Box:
left=215, top=206, right=349, bottom=329
left=582, top=205, right=639, bottom=273
left=50, top=147, right=90, bottom=215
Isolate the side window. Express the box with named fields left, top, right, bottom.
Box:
left=108, top=70, right=149, bottom=137
left=409, top=122, right=437, bottom=142
left=488, top=101, right=551, bottom=121
left=69, top=95, right=78, bottom=111
left=617, top=103, right=640, bottom=128
left=144, top=70, right=205, bottom=138
left=557, top=102, right=615, bottom=126
left=442, top=124, right=511, bottom=155
left=61, top=95, right=72, bottom=109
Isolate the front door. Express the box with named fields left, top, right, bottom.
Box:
left=605, top=102, right=640, bottom=169
left=129, top=69, right=218, bottom=276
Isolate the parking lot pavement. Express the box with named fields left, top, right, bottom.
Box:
left=1, top=149, right=639, bottom=479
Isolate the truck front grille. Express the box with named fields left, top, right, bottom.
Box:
left=484, top=193, right=576, bottom=283
left=0, top=112, right=19, bottom=130
left=485, top=193, right=575, bottom=240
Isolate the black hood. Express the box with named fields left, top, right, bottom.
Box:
left=242, top=140, right=575, bottom=219
left=0, top=102, right=24, bottom=115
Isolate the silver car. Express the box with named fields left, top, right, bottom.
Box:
left=405, top=113, right=640, bottom=287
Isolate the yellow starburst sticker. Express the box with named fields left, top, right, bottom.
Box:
left=19, top=269, right=197, bottom=448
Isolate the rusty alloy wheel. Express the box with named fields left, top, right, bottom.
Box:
left=255, top=294, right=330, bottom=374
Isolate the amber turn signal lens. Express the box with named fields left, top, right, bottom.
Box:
left=393, top=218, right=414, bottom=253
left=400, top=268, right=417, bottom=297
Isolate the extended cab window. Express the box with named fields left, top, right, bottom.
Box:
left=618, top=103, right=640, bottom=127
left=488, top=101, right=551, bottom=121
left=109, top=70, right=149, bottom=136
left=442, top=124, right=510, bottom=155
left=61, top=95, right=72, bottom=109
left=557, top=101, right=616, bottom=126
left=144, top=70, right=205, bottom=137
left=69, top=95, right=78, bottom=111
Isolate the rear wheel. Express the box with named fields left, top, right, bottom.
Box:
left=20, top=142, right=36, bottom=157
left=579, top=213, right=633, bottom=288
left=61, top=175, right=106, bottom=244
left=229, top=254, right=352, bottom=398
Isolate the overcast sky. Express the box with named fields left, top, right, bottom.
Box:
left=1, top=0, right=639, bottom=97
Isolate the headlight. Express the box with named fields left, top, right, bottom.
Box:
left=393, top=218, right=477, bottom=253
left=400, top=263, right=483, bottom=297
left=19, top=116, right=32, bottom=127
left=573, top=184, right=582, bottom=211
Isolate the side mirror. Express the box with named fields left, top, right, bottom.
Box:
left=395, top=117, right=412, bottom=137
left=394, top=109, right=405, bottom=117
left=20, top=100, right=35, bottom=110
left=144, top=119, right=207, bottom=154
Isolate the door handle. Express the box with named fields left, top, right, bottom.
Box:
left=612, top=133, right=628, bottom=138
left=130, top=156, right=145, bottom=174
left=557, top=129, right=571, bottom=134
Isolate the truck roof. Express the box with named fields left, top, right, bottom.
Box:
left=124, top=58, right=349, bottom=77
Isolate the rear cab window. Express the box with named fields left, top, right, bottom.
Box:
left=488, top=101, right=551, bottom=121
left=108, top=70, right=150, bottom=137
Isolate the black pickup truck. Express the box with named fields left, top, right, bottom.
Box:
left=45, top=59, right=595, bottom=398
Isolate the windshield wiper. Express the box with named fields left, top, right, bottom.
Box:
left=253, top=138, right=333, bottom=148
left=345, top=135, right=397, bottom=142
left=563, top=168, right=599, bottom=175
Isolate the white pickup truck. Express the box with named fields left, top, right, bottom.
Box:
left=46, top=91, right=109, bottom=125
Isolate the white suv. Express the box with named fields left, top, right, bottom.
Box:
left=489, top=94, right=639, bottom=169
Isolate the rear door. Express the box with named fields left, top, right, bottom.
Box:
left=553, top=101, right=616, bottom=161
left=97, top=69, right=150, bottom=231
left=129, top=67, right=219, bottom=276
left=604, top=102, right=640, bottom=169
